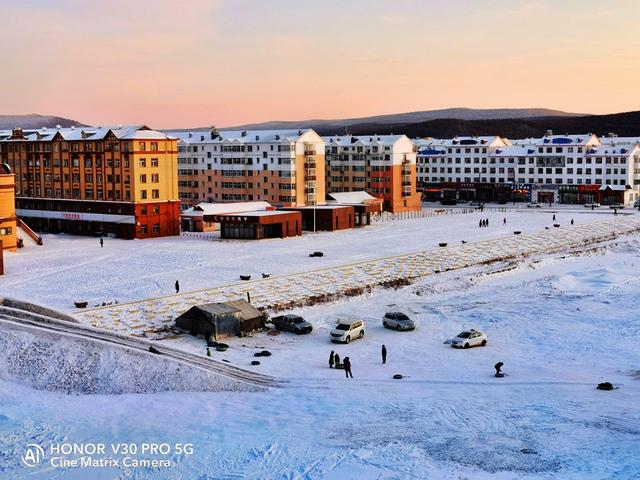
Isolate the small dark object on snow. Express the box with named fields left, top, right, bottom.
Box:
left=393, top=374, right=404, bottom=379
left=495, top=362, right=504, bottom=377
left=521, top=448, right=537, bottom=455
left=216, top=343, right=229, bottom=352
left=513, top=231, right=521, bottom=235
left=439, top=242, right=448, bottom=247
left=148, top=346, right=161, bottom=355
left=597, top=382, right=614, bottom=390
left=309, top=251, right=324, bottom=257
left=262, top=273, right=271, bottom=278
left=240, top=275, right=251, bottom=281
left=74, top=301, right=88, bottom=309
left=251, top=360, right=260, bottom=366
left=461, top=240, right=467, bottom=244
left=254, top=350, right=272, bottom=357
left=553, top=224, right=560, bottom=228
left=545, top=226, right=550, bottom=230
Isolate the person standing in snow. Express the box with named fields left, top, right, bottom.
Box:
left=486, top=218, right=489, bottom=227
left=175, top=280, right=180, bottom=293
left=381, top=345, right=387, bottom=364
left=329, top=351, right=335, bottom=368
left=479, top=219, right=482, bottom=228
left=334, top=353, right=340, bottom=368
left=343, top=357, right=353, bottom=378
left=494, top=362, right=504, bottom=377
left=553, top=214, right=556, bottom=222
left=571, top=219, right=574, bottom=225
left=503, top=217, right=506, bottom=226
left=99, top=237, right=103, bottom=248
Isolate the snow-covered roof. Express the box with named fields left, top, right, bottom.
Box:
left=585, top=144, right=639, bottom=156
left=181, top=201, right=271, bottom=217
left=437, top=136, right=511, bottom=148
left=0, top=125, right=173, bottom=142
left=599, top=137, right=640, bottom=146
left=490, top=146, right=537, bottom=156
left=535, top=134, right=598, bottom=146
left=327, top=191, right=380, bottom=204
left=322, top=134, right=407, bottom=147
left=223, top=210, right=297, bottom=217
left=213, top=129, right=316, bottom=143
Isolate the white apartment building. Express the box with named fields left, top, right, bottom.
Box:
left=172, top=128, right=326, bottom=210
left=323, top=134, right=421, bottom=212
left=416, top=133, right=640, bottom=205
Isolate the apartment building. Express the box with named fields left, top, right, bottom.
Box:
left=416, top=133, right=640, bottom=205
left=0, top=166, right=17, bottom=252
left=173, top=128, right=326, bottom=210
left=323, top=134, right=421, bottom=213
left=0, top=125, right=180, bottom=239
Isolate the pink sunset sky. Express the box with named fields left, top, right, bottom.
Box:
left=1, top=0, right=639, bottom=129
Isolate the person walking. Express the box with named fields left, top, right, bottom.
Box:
left=99, top=237, right=104, bottom=248
left=503, top=217, right=506, bottom=226
left=571, top=219, right=574, bottom=225
left=479, top=219, right=482, bottom=228
left=486, top=218, right=489, bottom=227
left=343, top=356, right=353, bottom=378
left=329, top=350, right=335, bottom=369
left=553, top=214, right=556, bottom=221
left=614, top=208, right=618, bottom=216
left=334, top=353, right=340, bottom=368
left=381, top=344, right=387, bottom=364
left=175, top=280, right=180, bottom=294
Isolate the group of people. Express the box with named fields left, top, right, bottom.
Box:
left=329, top=344, right=388, bottom=379
left=478, top=218, right=490, bottom=228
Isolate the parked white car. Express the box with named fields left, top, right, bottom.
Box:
left=584, top=202, right=601, bottom=208
left=330, top=319, right=365, bottom=343
left=527, top=202, right=542, bottom=208
left=383, top=312, right=415, bottom=331
left=445, top=329, right=488, bottom=348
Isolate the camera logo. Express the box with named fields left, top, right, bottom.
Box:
left=21, top=444, right=45, bottom=467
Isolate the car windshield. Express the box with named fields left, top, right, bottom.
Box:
left=457, top=332, right=471, bottom=338
left=397, top=314, right=410, bottom=321
left=294, top=318, right=305, bottom=324
left=336, top=324, right=350, bottom=331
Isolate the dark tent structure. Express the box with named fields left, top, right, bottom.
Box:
left=175, top=300, right=266, bottom=341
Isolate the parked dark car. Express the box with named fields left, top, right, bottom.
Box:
left=269, top=314, right=313, bottom=334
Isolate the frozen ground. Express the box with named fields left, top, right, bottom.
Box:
left=0, top=207, right=611, bottom=312
left=1, top=232, right=639, bottom=478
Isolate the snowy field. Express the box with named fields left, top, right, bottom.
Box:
left=0, top=207, right=612, bottom=312
left=1, top=228, right=640, bottom=479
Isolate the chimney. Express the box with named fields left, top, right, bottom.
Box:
left=241, top=131, right=247, bottom=137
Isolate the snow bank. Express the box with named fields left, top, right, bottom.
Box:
left=0, top=323, right=262, bottom=394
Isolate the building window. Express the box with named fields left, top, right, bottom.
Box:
left=151, top=158, right=159, bottom=167
left=151, top=174, right=159, bottom=183
left=0, top=227, right=12, bottom=235
left=141, top=190, right=147, bottom=199
left=140, top=174, right=147, bottom=183
left=152, top=224, right=160, bottom=233
left=140, top=224, right=147, bottom=234
left=138, top=142, right=146, bottom=151
left=152, top=189, right=160, bottom=199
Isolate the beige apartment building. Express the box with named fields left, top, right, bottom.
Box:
left=173, top=128, right=326, bottom=210
left=323, top=134, right=421, bottom=212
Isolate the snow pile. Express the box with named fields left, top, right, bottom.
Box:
left=0, top=325, right=262, bottom=394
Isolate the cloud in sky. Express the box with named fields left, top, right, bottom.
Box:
left=0, top=0, right=639, bottom=128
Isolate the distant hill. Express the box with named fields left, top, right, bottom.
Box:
left=169, top=108, right=585, bottom=133
left=0, top=114, right=87, bottom=130
left=330, top=110, right=640, bottom=139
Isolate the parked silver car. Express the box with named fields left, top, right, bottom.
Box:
left=383, top=312, right=415, bottom=331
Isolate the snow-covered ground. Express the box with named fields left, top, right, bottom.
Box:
left=1, top=225, right=639, bottom=479
left=0, top=207, right=612, bottom=312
